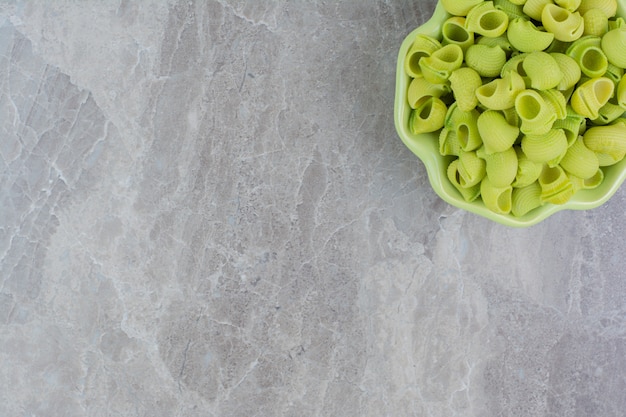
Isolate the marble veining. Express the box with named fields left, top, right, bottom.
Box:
left=1, top=1, right=625, bottom=416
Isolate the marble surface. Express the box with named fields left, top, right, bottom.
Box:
left=1, top=1, right=626, bottom=416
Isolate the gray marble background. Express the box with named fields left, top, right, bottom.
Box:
left=1, top=1, right=625, bottom=416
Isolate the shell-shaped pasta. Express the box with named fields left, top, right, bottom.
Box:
left=441, top=0, right=484, bottom=16
left=577, top=0, right=618, bottom=18
left=592, top=101, right=625, bottom=125
left=515, top=89, right=558, bottom=135
left=449, top=67, right=482, bottom=111
left=507, top=18, right=555, bottom=53
left=523, top=52, right=564, bottom=90
left=570, top=77, right=614, bottom=119
left=409, top=97, right=448, bottom=134
left=583, top=120, right=626, bottom=163
left=477, top=146, right=519, bottom=187
left=442, top=17, right=475, bottom=51
left=512, top=181, right=543, bottom=216
left=523, top=0, right=554, bottom=21
left=617, top=75, right=626, bottom=107
left=439, top=128, right=462, bottom=156
left=601, top=28, right=626, bottom=68
left=501, top=107, right=522, bottom=126
left=448, top=160, right=482, bottom=202
left=539, top=89, right=568, bottom=120
left=560, top=136, right=600, bottom=178
left=476, top=70, right=526, bottom=109
left=513, top=147, right=544, bottom=187
left=566, top=36, right=609, bottom=78
left=500, top=53, right=530, bottom=85
left=407, top=77, right=451, bottom=109
left=582, top=168, right=605, bottom=188
left=465, top=44, right=507, bottom=77
left=458, top=150, right=487, bottom=187
left=608, top=17, right=626, bottom=30
left=604, top=63, right=624, bottom=88
left=555, top=0, right=582, bottom=11
left=445, top=104, right=484, bottom=151
left=550, top=53, right=582, bottom=90
left=478, top=35, right=515, bottom=56
left=405, top=34, right=442, bottom=78
left=419, top=44, right=464, bottom=84
left=522, top=128, right=569, bottom=166
left=478, top=110, right=520, bottom=154
left=466, top=2, right=510, bottom=38
left=553, top=110, right=586, bottom=145
left=538, top=165, right=575, bottom=204
left=494, top=0, right=526, bottom=20
left=480, top=176, right=513, bottom=214
left=583, top=8, right=610, bottom=36
left=542, top=5, right=585, bottom=42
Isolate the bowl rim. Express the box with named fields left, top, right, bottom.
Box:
left=394, top=0, right=626, bottom=228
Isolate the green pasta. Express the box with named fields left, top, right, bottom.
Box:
left=560, top=136, right=600, bottom=178
left=449, top=67, right=482, bottom=111
left=507, top=18, right=555, bottom=52
left=566, top=36, right=609, bottom=78
left=439, top=128, right=462, bottom=156
left=570, top=77, right=614, bottom=119
left=442, top=17, right=475, bottom=51
left=583, top=8, right=610, bottom=37
left=480, top=176, right=513, bottom=214
left=465, top=44, right=507, bottom=77
left=466, top=2, right=510, bottom=38
left=513, top=147, right=544, bottom=187
left=538, top=165, right=576, bottom=204
left=550, top=53, right=582, bottom=90
left=477, top=146, right=519, bottom=187
left=404, top=34, right=441, bottom=78
left=601, top=28, right=626, bottom=68
left=409, top=97, right=448, bottom=134
left=407, top=77, right=451, bottom=109
left=420, top=44, right=464, bottom=84
left=578, top=0, right=618, bottom=18
left=515, top=89, right=558, bottom=135
left=458, top=150, right=487, bottom=187
left=477, top=110, right=520, bottom=154
left=617, top=75, right=626, bottom=107
left=542, top=5, right=585, bottom=42
left=448, top=159, right=482, bottom=201
left=555, top=0, right=582, bottom=11
left=441, top=0, right=484, bottom=16
left=476, top=70, right=526, bottom=109
left=521, top=128, right=569, bottom=166
left=523, top=0, right=554, bottom=21
left=583, top=121, right=626, bottom=164
left=523, top=52, right=564, bottom=90
left=593, top=101, right=625, bottom=125
left=494, top=0, right=526, bottom=20
left=445, top=104, right=484, bottom=151
left=511, top=182, right=543, bottom=216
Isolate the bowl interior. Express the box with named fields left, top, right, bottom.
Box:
left=394, top=0, right=626, bottom=227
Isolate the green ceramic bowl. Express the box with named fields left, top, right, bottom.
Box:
left=394, top=0, right=626, bottom=227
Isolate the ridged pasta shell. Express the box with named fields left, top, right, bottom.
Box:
left=507, top=18, right=555, bottom=52
left=448, top=160, right=482, bottom=202
left=466, top=2, right=510, bottom=38
left=409, top=97, right=447, bottom=134
left=553, top=110, right=587, bottom=145
left=602, top=28, right=626, bottom=68
left=477, top=110, right=520, bottom=154
left=476, top=70, right=526, bottom=109
left=604, top=63, right=624, bottom=88
left=458, top=150, right=487, bottom=187
left=515, top=89, right=557, bottom=135
left=449, top=67, right=482, bottom=111
left=407, top=77, right=451, bottom=109
left=513, top=146, right=544, bottom=187
left=583, top=8, right=609, bottom=37
left=550, top=53, right=582, bottom=90
left=404, top=34, right=442, bottom=78
left=560, top=137, right=600, bottom=178
left=494, top=0, right=526, bottom=20
left=592, top=102, right=625, bottom=125
left=539, top=89, right=567, bottom=120
left=542, top=5, right=585, bottom=42
left=523, top=0, right=554, bottom=21
left=441, top=0, right=484, bottom=16
left=569, top=169, right=605, bottom=190
left=477, top=146, right=519, bottom=187
left=566, top=36, right=608, bottom=78
left=442, top=17, right=474, bottom=51
left=445, top=103, right=483, bottom=151
left=439, top=128, right=462, bottom=156
left=617, top=75, right=626, bottom=108
left=478, top=35, right=515, bottom=56
left=578, top=0, right=618, bottom=18
left=512, top=181, right=543, bottom=217
left=420, top=44, right=464, bottom=84
left=465, top=44, right=507, bottom=77
left=521, top=128, right=569, bottom=166
left=480, top=176, right=513, bottom=214
left=555, top=0, right=582, bottom=11
left=523, top=52, right=564, bottom=90
left=538, top=165, right=575, bottom=204
left=583, top=120, right=626, bottom=163
left=608, top=17, right=626, bottom=30
left=570, top=77, right=614, bottom=119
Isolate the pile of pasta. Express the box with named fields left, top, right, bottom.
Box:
left=406, top=0, right=626, bottom=216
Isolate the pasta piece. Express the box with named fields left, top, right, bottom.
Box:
left=592, top=101, right=625, bottom=125
left=477, top=146, right=519, bottom=187
left=560, top=136, right=600, bottom=178
left=583, top=8, right=610, bottom=36
left=601, top=28, right=626, bottom=68
left=617, top=75, right=626, bottom=107
left=501, top=107, right=521, bottom=127
left=523, top=52, right=564, bottom=90
left=419, top=44, right=464, bottom=84
left=583, top=120, right=626, bottom=163
left=554, top=0, right=582, bottom=11
left=445, top=104, right=483, bottom=151
left=449, top=67, right=482, bottom=111
left=466, top=2, right=510, bottom=38
left=550, top=53, right=582, bottom=90
left=512, top=181, right=543, bottom=216
left=577, top=0, right=618, bottom=17
left=521, top=128, right=569, bottom=166
left=409, top=97, right=447, bottom=134
left=523, top=0, right=554, bottom=20
left=407, top=77, right=451, bottom=109
left=480, top=177, right=513, bottom=214
left=441, top=0, right=484, bottom=16
left=513, top=147, right=544, bottom=187
left=566, top=36, right=609, bottom=78
left=608, top=17, right=626, bottom=30
left=539, top=89, right=567, bottom=120
left=458, top=150, right=487, bottom=187
left=465, top=44, right=507, bottom=77
left=478, top=35, right=515, bottom=56
left=542, top=5, right=585, bottom=42
left=509, top=0, right=529, bottom=4
left=404, top=34, right=442, bottom=78
left=569, top=170, right=605, bottom=190
left=448, top=160, right=482, bottom=202
left=507, top=18, right=555, bottom=52
left=500, top=53, right=530, bottom=86
left=570, top=77, right=614, bottom=119
left=476, top=70, right=526, bottom=109
left=494, top=0, right=526, bottom=20
left=442, top=17, right=475, bottom=51
left=439, top=128, right=462, bottom=156
left=538, top=165, right=575, bottom=204
left=604, top=63, right=624, bottom=88
left=477, top=110, right=520, bottom=154
left=515, top=89, right=558, bottom=135
left=553, top=110, right=586, bottom=145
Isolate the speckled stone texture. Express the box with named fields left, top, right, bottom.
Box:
left=1, top=1, right=625, bottom=416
